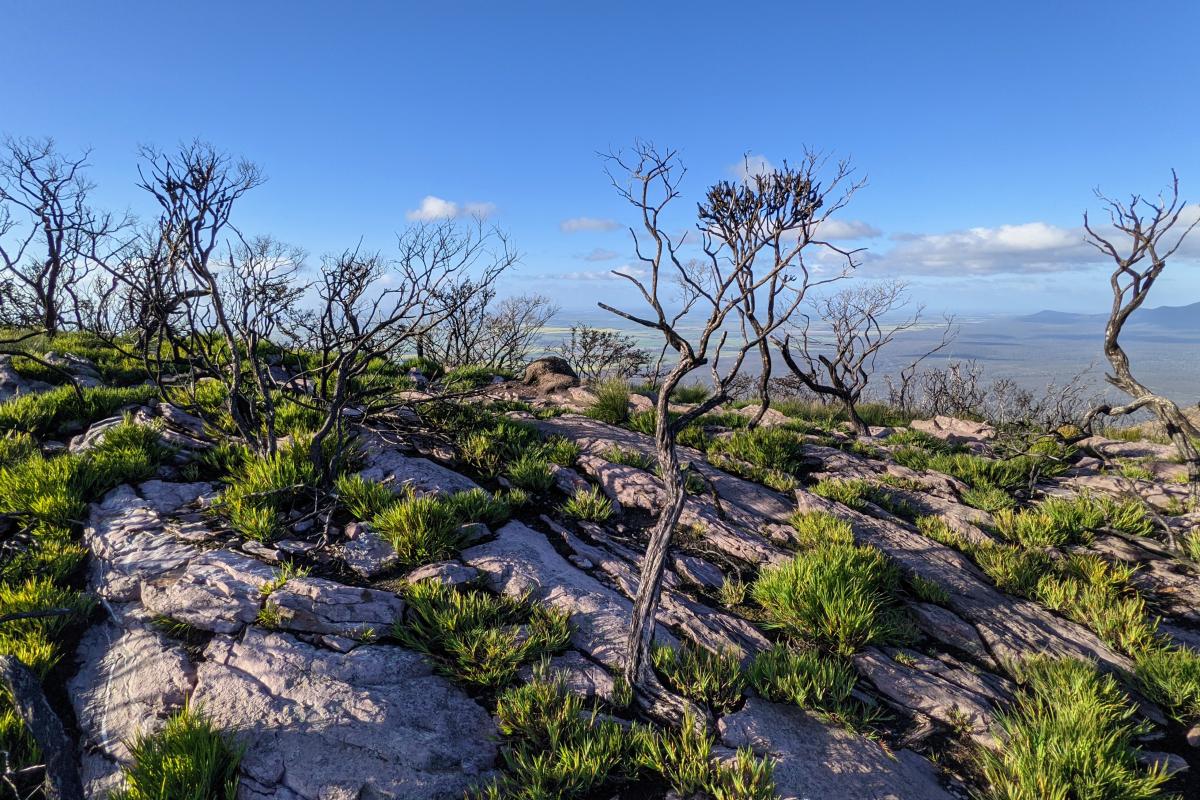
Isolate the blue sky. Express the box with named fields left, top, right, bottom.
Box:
left=3, top=0, right=1199, bottom=317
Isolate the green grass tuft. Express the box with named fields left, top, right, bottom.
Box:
left=560, top=486, right=614, bottom=521
left=651, top=641, right=745, bottom=715
left=110, top=705, right=242, bottom=800
left=586, top=379, right=632, bottom=425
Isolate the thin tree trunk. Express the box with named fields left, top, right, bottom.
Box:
left=747, top=338, right=772, bottom=429
left=0, top=656, right=84, bottom=800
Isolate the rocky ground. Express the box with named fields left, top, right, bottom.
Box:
left=4, top=352, right=1199, bottom=799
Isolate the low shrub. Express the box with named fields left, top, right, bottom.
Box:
left=110, top=705, right=242, bottom=800
left=0, top=383, right=156, bottom=438
left=959, top=484, right=1015, bottom=513
left=651, top=641, right=745, bottom=714
left=587, top=379, right=632, bottom=425
left=542, top=436, right=581, bottom=466
left=396, top=582, right=569, bottom=689
left=561, top=486, right=614, bottom=522
left=334, top=473, right=396, bottom=520
left=670, top=382, right=709, bottom=404
left=707, top=427, right=809, bottom=476
left=218, top=439, right=318, bottom=543
left=747, top=644, right=857, bottom=713
left=787, top=511, right=854, bottom=548
left=505, top=453, right=555, bottom=493
left=1134, top=646, right=1200, bottom=724
left=751, top=542, right=910, bottom=655
left=974, top=658, right=1169, bottom=800
left=372, top=492, right=462, bottom=569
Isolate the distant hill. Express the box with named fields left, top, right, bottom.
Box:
left=1019, top=301, right=1200, bottom=330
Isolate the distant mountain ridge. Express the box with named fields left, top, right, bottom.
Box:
left=1018, top=301, right=1200, bottom=330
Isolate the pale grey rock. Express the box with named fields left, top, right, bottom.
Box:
left=69, top=619, right=195, bottom=766
left=518, top=651, right=616, bottom=702
left=156, top=401, right=208, bottom=437
left=550, top=463, right=590, bottom=495
left=357, top=434, right=481, bottom=496
left=141, top=549, right=276, bottom=633
left=0, top=355, right=36, bottom=401
left=1188, top=721, right=1200, bottom=748
left=70, top=411, right=150, bottom=453
left=462, top=520, right=678, bottom=668
left=242, top=540, right=284, bottom=563
left=1139, top=750, right=1189, bottom=776
left=719, top=698, right=954, bottom=800
left=267, top=576, right=404, bottom=638
left=404, top=560, right=479, bottom=587
left=341, top=521, right=399, bottom=579
left=671, top=553, right=725, bottom=590
left=911, top=415, right=996, bottom=444
left=84, top=486, right=200, bottom=601
left=137, top=480, right=214, bottom=515
left=910, top=602, right=997, bottom=668
left=854, top=648, right=998, bottom=747
left=731, top=405, right=790, bottom=427
left=1078, top=435, right=1179, bottom=463
left=192, top=629, right=496, bottom=799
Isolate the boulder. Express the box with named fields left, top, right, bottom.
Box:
left=522, top=356, right=579, bottom=393
left=731, top=405, right=791, bottom=427
left=266, top=576, right=405, bottom=638
left=719, top=698, right=955, bottom=800
left=191, top=630, right=496, bottom=800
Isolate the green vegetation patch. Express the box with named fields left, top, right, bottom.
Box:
left=974, top=658, right=1169, bottom=800
left=110, top=705, right=243, bottom=800
left=0, top=383, right=156, bottom=439
left=651, top=641, right=745, bottom=715
left=395, top=581, right=570, bottom=690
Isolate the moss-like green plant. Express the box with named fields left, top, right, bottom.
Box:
left=651, top=641, right=745, bottom=714
left=561, top=486, right=613, bottom=522
left=751, top=542, right=911, bottom=655
left=974, top=658, right=1168, bottom=800
left=109, top=705, right=242, bottom=800
left=395, top=582, right=569, bottom=689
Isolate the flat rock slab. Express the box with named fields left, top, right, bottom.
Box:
left=84, top=486, right=201, bottom=601
left=358, top=435, right=481, bottom=496
left=341, top=521, right=400, bottom=579
left=719, top=698, right=954, bottom=800
left=136, top=480, right=215, bottom=515
left=267, top=576, right=405, bottom=638
left=141, top=549, right=276, bottom=633
left=69, top=618, right=196, bottom=797
left=462, top=520, right=677, bottom=668
left=192, top=629, right=496, bottom=800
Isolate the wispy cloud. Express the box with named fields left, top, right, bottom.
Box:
left=406, top=195, right=495, bottom=222
left=730, top=153, right=775, bottom=181
left=560, top=216, right=620, bottom=233
left=577, top=247, right=621, bottom=262
left=540, top=264, right=648, bottom=281
left=817, top=219, right=883, bottom=240
left=870, top=221, right=1093, bottom=275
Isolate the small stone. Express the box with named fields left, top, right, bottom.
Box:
left=278, top=539, right=318, bottom=555
left=459, top=522, right=491, bottom=546
left=671, top=553, right=725, bottom=590
left=319, top=634, right=361, bottom=653
left=568, top=555, right=594, bottom=570
left=291, top=517, right=315, bottom=534
left=1139, top=751, right=1189, bottom=776
left=404, top=560, right=479, bottom=587
left=242, top=540, right=283, bottom=563
left=1187, top=721, right=1200, bottom=748
left=268, top=576, right=405, bottom=637
left=341, top=522, right=400, bottom=579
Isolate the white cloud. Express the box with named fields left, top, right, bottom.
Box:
left=578, top=247, right=620, bottom=262
left=406, top=195, right=459, bottom=222
left=730, top=153, right=775, bottom=181
left=868, top=221, right=1098, bottom=276
left=406, top=195, right=495, bottom=222
left=542, top=264, right=648, bottom=281
left=816, top=219, right=883, bottom=240
left=560, top=216, right=620, bottom=233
